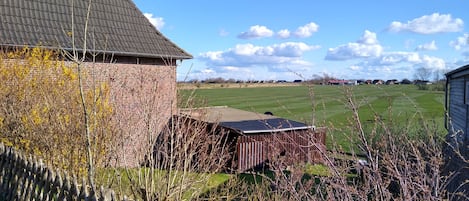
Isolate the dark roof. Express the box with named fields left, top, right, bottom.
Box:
left=445, top=64, right=469, bottom=78
left=0, top=0, right=192, bottom=60
left=220, top=118, right=312, bottom=134
left=179, top=106, right=314, bottom=134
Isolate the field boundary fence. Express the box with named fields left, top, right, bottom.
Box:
left=0, top=142, right=128, bottom=200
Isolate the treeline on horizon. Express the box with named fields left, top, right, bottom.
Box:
left=181, top=75, right=444, bottom=85
left=181, top=67, right=447, bottom=85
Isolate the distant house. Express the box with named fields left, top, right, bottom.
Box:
left=180, top=106, right=326, bottom=172
left=385, top=79, right=399, bottom=85
left=414, top=80, right=431, bottom=85
left=443, top=64, right=469, bottom=196
left=372, top=79, right=384, bottom=85
left=400, top=79, right=413, bottom=85
left=328, top=79, right=356, bottom=85
left=1, top=1, right=192, bottom=167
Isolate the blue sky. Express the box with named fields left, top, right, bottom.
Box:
left=133, top=0, right=469, bottom=82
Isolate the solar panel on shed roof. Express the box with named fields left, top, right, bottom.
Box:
left=220, top=118, right=312, bottom=134
left=179, top=106, right=314, bottom=134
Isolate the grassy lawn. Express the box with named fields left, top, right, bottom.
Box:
left=96, top=168, right=232, bottom=200
left=95, top=84, right=446, bottom=199
left=179, top=84, right=446, bottom=152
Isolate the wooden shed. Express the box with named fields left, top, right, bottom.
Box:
left=445, top=64, right=469, bottom=143
left=180, top=106, right=326, bottom=172
left=443, top=64, right=469, bottom=197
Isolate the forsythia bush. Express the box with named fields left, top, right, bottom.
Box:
left=0, top=47, right=114, bottom=177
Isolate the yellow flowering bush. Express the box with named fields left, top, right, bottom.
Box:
left=0, top=47, right=115, bottom=177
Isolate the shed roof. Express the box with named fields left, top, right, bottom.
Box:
left=446, top=64, right=469, bottom=78
left=180, top=106, right=314, bottom=134
left=0, top=0, right=192, bottom=60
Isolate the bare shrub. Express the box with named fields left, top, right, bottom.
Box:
left=98, top=81, right=465, bottom=200
left=203, top=85, right=461, bottom=201
left=124, top=114, right=233, bottom=200
left=97, top=75, right=235, bottom=200
left=310, top=86, right=456, bottom=200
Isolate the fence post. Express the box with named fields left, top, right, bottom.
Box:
left=0, top=142, right=128, bottom=200
left=0, top=143, right=7, bottom=198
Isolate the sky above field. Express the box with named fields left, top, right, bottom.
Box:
left=132, top=0, right=469, bottom=82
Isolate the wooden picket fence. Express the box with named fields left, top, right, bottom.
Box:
left=0, top=142, right=128, bottom=200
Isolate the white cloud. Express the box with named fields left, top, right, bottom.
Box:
left=271, top=42, right=320, bottom=57
left=323, top=30, right=447, bottom=79
left=376, top=52, right=420, bottom=65
left=415, top=40, right=438, bottom=51
left=201, top=51, right=224, bottom=61
left=199, top=42, right=320, bottom=70
left=450, top=33, right=469, bottom=50
left=201, top=68, right=215, bottom=74
left=222, top=66, right=242, bottom=72
left=239, top=22, right=319, bottom=40
left=293, top=22, right=319, bottom=38
left=143, top=13, right=165, bottom=30
left=188, top=67, right=256, bottom=81
left=343, top=50, right=447, bottom=81
left=349, top=65, right=361, bottom=71
left=347, top=64, right=414, bottom=80
left=277, top=29, right=291, bottom=39
left=238, top=25, right=274, bottom=39
left=364, top=51, right=446, bottom=71
left=219, top=66, right=255, bottom=75
left=420, top=55, right=446, bottom=70
left=357, top=30, right=378, bottom=45
left=325, top=30, right=383, bottom=60
left=388, top=13, right=463, bottom=34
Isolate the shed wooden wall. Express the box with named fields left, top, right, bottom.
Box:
left=444, top=65, right=469, bottom=198
left=447, top=74, right=468, bottom=141
left=235, top=128, right=326, bottom=172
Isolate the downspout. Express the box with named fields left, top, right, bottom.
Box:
left=444, top=75, right=449, bottom=130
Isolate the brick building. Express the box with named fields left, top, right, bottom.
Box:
left=1, top=0, right=192, bottom=167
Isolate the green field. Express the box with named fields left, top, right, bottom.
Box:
left=179, top=84, right=446, bottom=152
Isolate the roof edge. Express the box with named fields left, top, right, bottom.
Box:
left=0, top=44, right=193, bottom=60
left=242, top=126, right=315, bottom=134
left=445, top=64, right=469, bottom=77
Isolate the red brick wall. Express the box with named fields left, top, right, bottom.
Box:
left=83, top=62, right=177, bottom=167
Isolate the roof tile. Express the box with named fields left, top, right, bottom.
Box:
left=0, top=0, right=192, bottom=59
